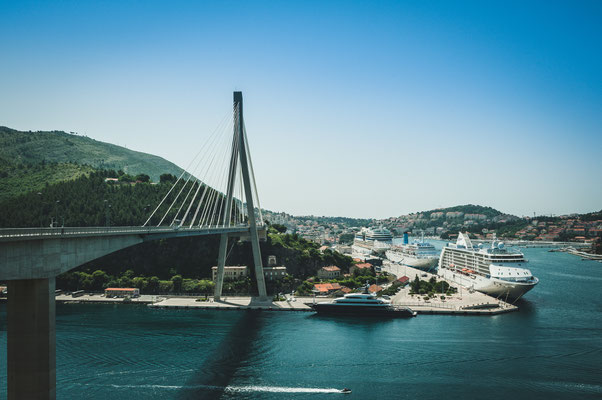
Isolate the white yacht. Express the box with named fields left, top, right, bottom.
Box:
left=438, top=232, right=538, bottom=300
left=312, top=284, right=416, bottom=317
left=386, top=232, right=439, bottom=271
left=352, top=227, right=393, bottom=255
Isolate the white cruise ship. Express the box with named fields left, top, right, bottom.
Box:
left=352, top=227, right=393, bottom=255
left=385, top=232, right=439, bottom=271
left=438, top=232, right=538, bottom=300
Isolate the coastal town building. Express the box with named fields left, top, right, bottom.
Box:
left=350, top=263, right=372, bottom=275
left=397, top=276, right=410, bottom=286
left=262, top=255, right=287, bottom=281
left=263, top=266, right=287, bottom=281
left=368, top=284, right=383, bottom=293
left=317, top=266, right=341, bottom=279
left=313, top=282, right=342, bottom=294
left=211, top=265, right=248, bottom=281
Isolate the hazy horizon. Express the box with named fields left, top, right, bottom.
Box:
left=2, top=1, right=601, bottom=219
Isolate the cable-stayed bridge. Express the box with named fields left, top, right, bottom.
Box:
left=0, top=92, right=268, bottom=399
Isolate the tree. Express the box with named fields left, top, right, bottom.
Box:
left=338, top=233, right=355, bottom=244
left=160, top=173, right=177, bottom=183
left=92, top=270, right=109, bottom=290
left=171, top=274, right=183, bottom=292
left=147, top=276, right=160, bottom=293
left=135, top=174, right=150, bottom=183
left=271, top=224, right=287, bottom=233
left=410, top=275, right=421, bottom=293
left=118, top=174, right=134, bottom=183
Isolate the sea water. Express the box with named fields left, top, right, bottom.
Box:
left=1, top=248, right=601, bottom=399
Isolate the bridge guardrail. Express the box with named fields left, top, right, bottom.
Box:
left=0, top=224, right=266, bottom=241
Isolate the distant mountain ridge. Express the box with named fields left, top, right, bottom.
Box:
left=0, top=126, right=184, bottom=181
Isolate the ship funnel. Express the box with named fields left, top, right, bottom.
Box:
left=403, top=232, right=409, bottom=245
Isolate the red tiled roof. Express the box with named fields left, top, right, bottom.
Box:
left=355, top=263, right=372, bottom=269
left=313, top=284, right=331, bottom=292
left=321, top=266, right=340, bottom=272
left=368, top=284, right=383, bottom=293
left=340, top=287, right=352, bottom=293
left=314, top=283, right=340, bottom=292
left=397, top=276, right=410, bottom=283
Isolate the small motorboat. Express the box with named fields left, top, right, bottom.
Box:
left=341, top=388, right=352, bottom=394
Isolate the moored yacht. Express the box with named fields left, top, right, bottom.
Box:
left=438, top=232, right=538, bottom=300
left=312, top=284, right=416, bottom=317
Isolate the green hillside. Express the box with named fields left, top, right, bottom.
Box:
left=0, top=126, right=184, bottom=182
left=0, top=158, right=95, bottom=202
left=417, top=204, right=507, bottom=218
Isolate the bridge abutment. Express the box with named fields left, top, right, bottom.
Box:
left=7, top=278, right=56, bottom=400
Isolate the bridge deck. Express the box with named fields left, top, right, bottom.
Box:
left=0, top=225, right=260, bottom=242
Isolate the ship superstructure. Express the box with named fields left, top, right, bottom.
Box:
left=312, top=284, right=416, bottom=317
left=438, top=232, right=538, bottom=300
left=352, top=226, right=393, bottom=255
left=385, top=232, right=439, bottom=271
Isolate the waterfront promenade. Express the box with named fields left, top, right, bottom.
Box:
left=382, top=260, right=518, bottom=315
left=50, top=256, right=518, bottom=316
left=149, top=296, right=313, bottom=311
left=52, top=289, right=515, bottom=315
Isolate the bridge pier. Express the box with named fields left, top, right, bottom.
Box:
left=214, top=233, right=228, bottom=301
left=7, top=278, right=56, bottom=400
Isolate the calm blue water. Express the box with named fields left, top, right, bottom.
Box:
left=1, top=248, right=601, bottom=399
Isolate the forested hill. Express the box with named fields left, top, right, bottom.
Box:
left=0, top=170, right=169, bottom=227
left=415, top=204, right=508, bottom=218
left=0, top=159, right=95, bottom=202
left=0, top=126, right=184, bottom=182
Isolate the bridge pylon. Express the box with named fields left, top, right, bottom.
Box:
left=214, top=92, right=267, bottom=300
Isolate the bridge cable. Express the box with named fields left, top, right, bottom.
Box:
left=190, top=112, right=235, bottom=227
left=158, top=109, right=232, bottom=226
left=183, top=112, right=235, bottom=227
left=243, top=123, right=263, bottom=224
left=142, top=108, right=231, bottom=226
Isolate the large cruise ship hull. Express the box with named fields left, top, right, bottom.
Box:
left=385, top=250, right=438, bottom=271
left=438, top=268, right=537, bottom=300
left=352, top=240, right=391, bottom=256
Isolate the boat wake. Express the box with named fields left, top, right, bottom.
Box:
left=106, top=383, right=341, bottom=393
left=226, top=385, right=341, bottom=393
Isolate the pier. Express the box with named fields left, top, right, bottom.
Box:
left=51, top=291, right=517, bottom=315
left=382, top=261, right=519, bottom=315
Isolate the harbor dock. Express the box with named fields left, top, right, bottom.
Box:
left=51, top=260, right=519, bottom=316
left=148, top=296, right=313, bottom=311
left=382, top=261, right=519, bottom=315
left=53, top=291, right=516, bottom=315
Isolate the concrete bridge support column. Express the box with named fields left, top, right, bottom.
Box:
left=214, top=233, right=229, bottom=301
left=7, top=278, right=56, bottom=400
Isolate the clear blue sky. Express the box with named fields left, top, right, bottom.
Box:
left=1, top=0, right=601, bottom=218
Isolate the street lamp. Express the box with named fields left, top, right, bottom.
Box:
left=143, top=204, right=151, bottom=224
left=37, top=192, right=43, bottom=228
left=51, top=200, right=60, bottom=228
left=104, top=200, right=111, bottom=227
